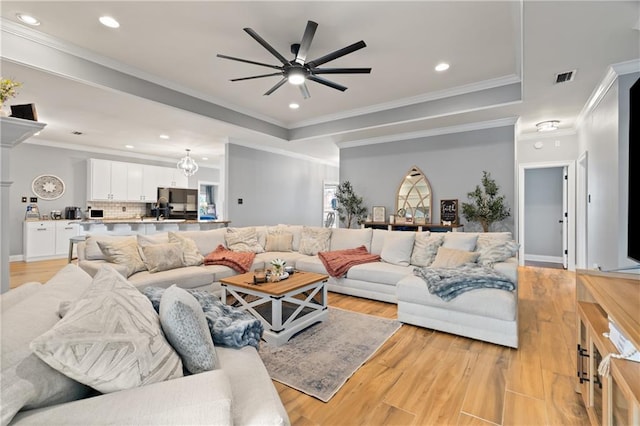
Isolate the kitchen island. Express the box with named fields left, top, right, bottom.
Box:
left=75, top=218, right=230, bottom=235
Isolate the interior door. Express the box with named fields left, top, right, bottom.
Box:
left=562, top=166, right=569, bottom=269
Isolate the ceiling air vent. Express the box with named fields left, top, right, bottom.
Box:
left=555, top=70, right=576, bottom=84
left=71, top=131, right=83, bottom=135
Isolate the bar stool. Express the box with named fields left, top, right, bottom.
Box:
left=68, top=235, right=87, bottom=263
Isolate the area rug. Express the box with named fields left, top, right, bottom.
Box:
left=258, top=307, right=402, bottom=402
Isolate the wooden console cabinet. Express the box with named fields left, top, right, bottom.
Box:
left=362, top=221, right=464, bottom=232
left=576, top=269, right=640, bottom=425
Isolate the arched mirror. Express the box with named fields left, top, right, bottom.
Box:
left=396, top=166, right=432, bottom=223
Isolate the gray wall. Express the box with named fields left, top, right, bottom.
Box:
left=340, top=125, right=515, bottom=233
left=524, top=167, right=563, bottom=258
left=8, top=142, right=218, bottom=256
left=577, top=72, right=638, bottom=270
left=226, top=144, right=339, bottom=227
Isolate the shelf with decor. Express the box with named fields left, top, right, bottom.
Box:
left=361, top=221, right=464, bottom=232
left=575, top=269, right=640, bottom=426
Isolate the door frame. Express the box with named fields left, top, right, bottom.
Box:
left=576, top=151, right=588, bottom=269
left=518, top=160, right=576, bottom=270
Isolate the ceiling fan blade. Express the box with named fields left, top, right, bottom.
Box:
left=311, top=67, right=372, bottom=74
left=299, top=83, right=311, bottom=99
left=295, top=20, right=318, bottom=65
left=230, top=72, right=283, bottom=82
left=264, top=77, right=288, bottom=96
left=307, top=40, right=367, bottom=68
left=244, top=27, right=289, bottom=65
left=216, top=54, right=282, bottom=70
left=308, top=75, right=348, bottom=92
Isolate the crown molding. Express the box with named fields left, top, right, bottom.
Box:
left=576, top=59, right=640, bottom=129
left=517, top=128, right=577, bottom=142
left=336, top=117, right=518, bottom=149
left=0, top=18, right=286, bottom=128
left=290, top=74, right=521, bottom=130
left=227, top=139, right=338, bottom=167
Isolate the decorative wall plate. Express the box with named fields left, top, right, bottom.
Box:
left=31, top=174, right=65, bottom=200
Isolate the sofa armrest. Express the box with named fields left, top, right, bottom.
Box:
left=10, top=370, right=233, bottom=426
left=493, top=258, right=518, bottom=285
left=78, top=260, right=128, bottom=278
left=1, top=282, right=42, bottom=312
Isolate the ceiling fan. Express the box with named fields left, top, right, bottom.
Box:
left=217, top=20, right=371, bottom=99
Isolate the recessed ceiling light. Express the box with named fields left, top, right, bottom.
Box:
left=99, top=16, right=120, bottom=28
left=33, top=131, right=41, bottom=136
left=536, top=120, right=560, bottom=132
left=289, top=103, right=300, bottom=109
left=16, top=13, right=40, bottom=26
left=159, top=134, right=170, bottom=140
left=202, top=157, right=209, bottom=161
left=435, top=63, right=450, bottom=72
left=125, top=145, right=134, bottom=149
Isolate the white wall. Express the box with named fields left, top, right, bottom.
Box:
left=524, top=167, right=564, bottom=259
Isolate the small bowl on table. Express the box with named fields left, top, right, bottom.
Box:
left=284, top=266, right=295, bottom=275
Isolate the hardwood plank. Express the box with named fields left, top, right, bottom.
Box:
left=502, top=390, right=549, bottom=425
left=505, top=357, right=545, bottom=400
left=460, top=351, right=508, bottom=424
left=458, top=413, right=499, bottom=425
left=542, top=369, right=590, bottom=425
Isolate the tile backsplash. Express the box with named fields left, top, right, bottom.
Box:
left=88, top=201, right=148, bottom=219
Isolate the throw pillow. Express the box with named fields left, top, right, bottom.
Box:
left=143, top=286, right=220, bottom=314
left=475, top=232, right=513, bottom=250
left=410, top=233, right=445, bottom=266
left=224, top=227, right=265, bottom=253
left=97, top=238, right=146, bottom=277
left=476, top=240, right=520, bottom=266
left=380, top=232, right=416, bottom=266
left=159, top=285, right=218, bottom=374
left=85, top=235, right=136, bottom=261
left=137, top=233, right=170, bottom=246
left=140, top=242, right=185, bottom=273
left=264, top=231, right=293, bottom=252
left=168, top=232, right=204, bottom=266
left=442, top=233, right=479, bottom=251
left=298, top=226, right=332, bottom=256
left=430, top=247, right=480, bottom=268
left=30, top=265, right=183, bottom=394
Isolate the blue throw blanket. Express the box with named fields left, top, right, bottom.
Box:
left=144, top=287, right=263, bottom=349
left=413, top=263, right=515, bottom=301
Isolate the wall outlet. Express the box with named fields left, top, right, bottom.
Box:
left=122, top=206, right=126, bottom=212
left=237, top=198, right=243, bottom=205
left=21, top=196, right=27, bottom=203
left=30, top=197, right=38, bottom=203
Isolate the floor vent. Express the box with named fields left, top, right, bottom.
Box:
left=555, top=70, right=576, bottom=84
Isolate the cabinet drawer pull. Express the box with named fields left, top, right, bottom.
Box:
left=37, top=228, right=48, bottom=231
left=64, top=227, right=73, bottom=230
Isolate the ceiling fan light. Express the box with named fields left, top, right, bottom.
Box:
left=177, top=149, right=199, bottom=177
left=536, top=120, right=560, bottom=132
left=99, top=16, right=120, bottom=28
left=288, top=72, right=306, bottom=85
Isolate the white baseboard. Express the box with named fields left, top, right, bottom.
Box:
left=524, top=254, right=563, bottom=264
left=9, top=255, right=25, bottom=262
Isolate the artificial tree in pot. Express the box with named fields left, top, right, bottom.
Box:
left=461, top=171, right=511, bottom=232
left=335, top=181, right=367, bottom=229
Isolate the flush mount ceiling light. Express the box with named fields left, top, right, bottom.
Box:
left=159, top=134, right=170, bottom=140
left=177, top=149, right=199, bottom=177
left=536, top=120, right=560, bottom=132
left=289, top=102, right=300, bottom=109
left=99, top=16, right=120, bottom=28
left=435, top=62, right=450, bottom=72
left=16, top=13, right=40, bottom=26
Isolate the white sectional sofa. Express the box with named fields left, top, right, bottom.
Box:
left=77, top=225, right=519, bottom=348
left=1, top=264, right=289, bottom=426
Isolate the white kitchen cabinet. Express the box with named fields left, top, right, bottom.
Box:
left=157, top=166, right=188, bottom=188
left=127, top=164, right=158, bottom=202
left=24, top=221, right=80, bottom=261
left=23, top=221, right=56, bottom=261
left=87, top=159, right=128, bottom=201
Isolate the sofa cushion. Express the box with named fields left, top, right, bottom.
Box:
left=169, top=232, right=204, bottom=266
left=255, top=251, right=308, bottom=267
left=346, top=262, right=413, bottom=285
left=0, top=265, right=93, bottom=426
left=264, top=231, right=293, bottom=252
left=293, top=255, right=328, bottom=274
left=380, top=231, right=415, bottom=266
left=30, top=265, right=183, bottom=394
left=225, top=227, right=265, bottom=253
left=329, top=228, right=373, bottom=251
left=137, top=233, right=170, bottom=246
left=430, top=247, right=480, bottom=268
left=396, top=275, right=517, bottom=321
left=159, top=285, right=218, bottom=374
left=442, top=232, right=479, bottom=251
left=278, top=224, right=303, bottom=251
left=410, top=233, right=444, bottom=267
left=476, top=239, right=520, bottom=266
left=370, top=229, right=389, bottom=255
left=1, top=281, right=41, bottom=313
left=128, top=266, right=215, bottom=291
left=298, top=226, right=331, bottom=255
left=179, top=228, right=227, bottom=256
left=140, top=242, right=185, bottom=273
left=84, top=235, right=136, bottom=261
left=97, top=238, right=146, bottom=277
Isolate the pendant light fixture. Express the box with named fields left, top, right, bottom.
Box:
left=177, top=149, right=199, bottom=177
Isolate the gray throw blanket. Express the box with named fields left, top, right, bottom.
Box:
left=413, top=263, right=515, bottom=301
left=144, top=287, right=263, bottom=349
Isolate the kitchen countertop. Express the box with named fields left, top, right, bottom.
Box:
left=74, top=219, right=231, bottom=225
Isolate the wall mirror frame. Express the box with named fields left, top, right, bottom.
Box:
left=396, top=166, right=433, bottom=223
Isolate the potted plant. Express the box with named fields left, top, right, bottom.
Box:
left=335, top=181, right=367, bottom=229
left=0, top=77, right=22, bottom=116
left=461, top=171, right=511, bottom=232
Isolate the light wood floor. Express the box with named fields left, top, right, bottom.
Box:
left=9, top=260, right=589, bottom=425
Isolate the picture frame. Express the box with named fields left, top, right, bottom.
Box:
left=440, top=199, right=459, bottom=225
left=372, top=206, right=386, bottom=223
